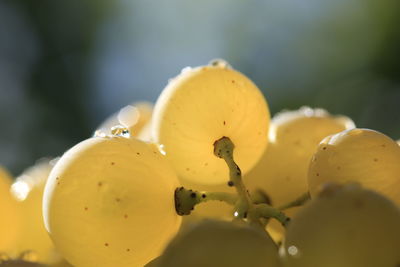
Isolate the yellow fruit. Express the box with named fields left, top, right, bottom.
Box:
left=308, top=128, right=400, bottom=205
left=159, top=220, right=281, bottom=267
left=96, top=102, right=153, bottom=140
left=283, top=184, right=400, bottom=267
left=10, top=160, right=59, bottom=264
left=0, top=167, right=20, bottom=254
left=152, top=61, right=270, bottom=186
left=245, top=107, right=354, bottom=207
left=43, top=136, right=181, bottom=267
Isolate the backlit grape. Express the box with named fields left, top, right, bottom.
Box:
left=283, top=184, right=400, bottom=267
left=308, top=128, right=400, bottom=205
left=159, top=220, right=281, bottom=267
left=152, top=60, right=270, bottom=186
left=43, top=136, right=181, bottom=267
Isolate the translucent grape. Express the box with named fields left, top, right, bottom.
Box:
left=0, top=260, right=45, bottom=267
left=152, top=61, right=270, bottom=186
left=43, top=136, right=181, bottom=267
left=245, top=107, right=354, bottom=208
left=308, top=128, right=400, bottom=205
left=283, top=185, right=400, bottom=267
left=159, top=220, right=281, bottom=267
left=10, top=159, right=60, bottom=264
left=244, top=107, right=354, bottom=238
left=0, top=167, right=20, bottom=254
left=96, top=101, right=153, bottom=139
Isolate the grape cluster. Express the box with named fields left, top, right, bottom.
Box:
left=1, top=60, right=400, bottom=267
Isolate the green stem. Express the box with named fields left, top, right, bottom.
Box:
left=174, top=187, right=237, bottom=215
left=278, top=192, right=310, bottom=211
left=254, top=203, right=291, bottom=227
left=213, top=137, right=253, bottom=219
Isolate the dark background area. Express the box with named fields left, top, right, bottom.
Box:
left=1, top=0, right=399, bottom=176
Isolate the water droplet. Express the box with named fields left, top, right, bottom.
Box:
left=93, top=130, right=107, bottom=138
left=118, top=105, right=139, bottom=128
left=159, top=144, right=167, bottom=155
left=180, top=66, right=192, bottom=74
left=233, top=211, right=239, bottom=217
left=111, top=125, right=130, bottom=138
left=19, top=250, right=38, bottom=262
left=288, top=246, right=299, bottom=257
left=208, top=59, right=232, bottom=69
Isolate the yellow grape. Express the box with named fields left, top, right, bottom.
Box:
left=308, top=128, right=400, bottom=205
left=97, top=101, right=153, bottom=139
left=245, top=107, right=354, bottom=207
left=283, top=184, right=400, bottom=267
left=152, top=60, right=270, bottom=186
left=159, top=220, right=281, bottom=267
left=243, top=107, right=354, bottom=239
left=0, top=167, right=20, bottom=254
left=10, top=159, right=60, bottom=264
left=0, top=260, right=45, bottom=267
left=43, top=136, right=181, bottom=267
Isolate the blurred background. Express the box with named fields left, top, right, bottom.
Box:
left=1, top=0, right=399, bottom=175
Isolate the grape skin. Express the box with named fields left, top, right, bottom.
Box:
left=159, top=220, right=281, bottom=267
left=308, top=128, right=400, bottom=205
left=244, top=108, right=354, bottom=240
left=283, top=185, right=400, bottom=267
left=0, top=167, right=21, bottom=255
left=152, top=64, right=270, bottom=186
left=10, top=160, right=60, bottom=264
left=43, top=137, right=181, bottom=267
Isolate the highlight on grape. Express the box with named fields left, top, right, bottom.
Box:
left=1, top=60, right=399, bottom=267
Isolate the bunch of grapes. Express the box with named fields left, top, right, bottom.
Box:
left=1, top=60, right=400, bottom=267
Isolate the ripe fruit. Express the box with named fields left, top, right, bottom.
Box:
left=308, top=128, right=400, bottom=205
left=159, top=220, right=280, bottom=267
left=0, top=166, right=20, bottom=254
left=43, top=136, right=181, bottom=267
left=283, top=184, right=400, bottom=267
left=10, top=159, right=60, bottom=264
left=152, top=61, right=270, bottom=186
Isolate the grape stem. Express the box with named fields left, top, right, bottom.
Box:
left=278, top=192, right=311, bottom=211
left=174, top=136, right=291, bottom=230
left=213, top=137, right=253, bottom=219
left=174, top=187, right=237, bottom=215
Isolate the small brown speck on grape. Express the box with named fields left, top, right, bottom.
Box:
left=111, top=162, right=115, bottom=165
left=337, top=166, right=341, bottom=170
left=381, top=144, right=386, bottom=148
left=136, top=152, right=140, bottom=155
left=116, top=198, right=121, bottom=202
left=202, top=194, right=206, bottom=198
left=316, top=173, right=320, bottom=176
left=105, top=243, right=109, bottom=247
left=323, top=147, right=327, bottom=150
left=124, top=214, right=128, bottom=219
left=56, top=177, right=59, bottom=180
left=373, top=158, right=378, bottom=162
left=186, top=167, right=190, bottom=171
left=204, top=162, right=208, bottom=166
left=84, top=207, right=88, bottom=211
left=57, top=182, right=60, bottom=185
left=228, top=181, right=234, bottom=187
left=98, top=182, right=102, bottom=187
left=223, top=120, right=226, bottom=125
left=126, top=248, right=130, bottom=252
left=231, top=80, right=235, bottom=83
